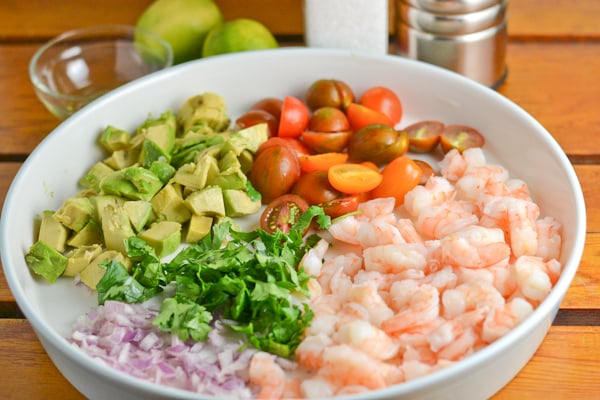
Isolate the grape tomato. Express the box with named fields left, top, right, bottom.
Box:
left=359, top=86, right=403, bottom=125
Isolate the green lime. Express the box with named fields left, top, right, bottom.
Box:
left=137, top=0, right=223, bottom=64
left=202, top=18, right=279, bottom=57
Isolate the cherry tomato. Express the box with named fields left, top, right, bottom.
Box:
left=299, top=152, right=348, bottom=173
left=320, top=195, right=360, bottom=218
left=292, top=170, right=342, bottom=205
left=251, top=97, right=283, bottom=120
left=235, top=110, right=279, bottom=137
left=328, top=163, right=383, bottom=194
left=346, top=103, right=394, bottom=132
left=301, top=130, right=352, bottom=154
left=257, top=137, right=310, bottom=158
left=260, top=194, right=309, bottom=234
left=440, top=124, right=485, bottom=153
left=306, top=79, right=355, bottom=111
left=308, top=107, right=350, bottom=132
left=278, top=96, right=310, bottom=138
left=360, top=161, right=380, bottom=172
left=412, top=159, right=436, bottom=185
left=370, top=156, right=422, bottom=206
left=250, top=144, right=301, bottom=204
left=359, top=86, right=403, bottom=125
left=347, top=124, right=409, bottom=166
left=404, top=120, right=444, bottom=153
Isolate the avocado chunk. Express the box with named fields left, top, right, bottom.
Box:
left=223, top=189, right=262, bottom=217
left=149, top=160, right=176, bottom=184
left=221, top=123, right=269, bottom=155
left=79, top=250, right=131, bottom=290
left=99, top=125, right=131, bottom=152
left=172, top=153, right=219, bottom=191
left=66, top=219, right=103, bottom=248
left=53, top=197, right=94, bottom=232
left=139, top=138, right=171, bottom=168
left=171, top=129, right=224, bottom=168
left=178, top=92, right=230, bottom=132
left=63, top=244, right=103, bottom=277
left=123, top=200, right=154, bottom=232
left=185, top=185, right=226, bottom=216
left=151, top=184, right=191, bottom=223
left=210, top=167, right=247, bottom=190
left=25, top=241, right=68, bottom=283
left=79, top=162, right=115, bottom=191
left=185, top=215, right=213, bottom=243
left=38, top=210, right=69, bottom=253
left=100, top=166, right=164, bottom=202
left=138, top=110, right=176, bottom=153
left=100, top=203, right=135, bottom=254
left=103, top=148, right=140, bottom=170
left=91, top=195, right=123, bottom=222
left=138, top=221, right=181, bottom=258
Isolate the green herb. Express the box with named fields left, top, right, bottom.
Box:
left=95, top=206, right=331, bottom=357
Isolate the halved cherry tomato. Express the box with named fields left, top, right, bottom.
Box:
left=346, top=103, right=394, bottom=132
left=328, top=163, right=383, bottom=194
left=260, top=194, right=309, bottom=234
left=235, top=110, right=279, bottom=137
left=370, top=156, right=422, bottom=206
left=440, top=124, right=485, bottom=153
left=250, top=144, right=301, bottom=204
left=299, top=152, right=348, bottom=173
left=412, top=159, right=436, bottom=185
left=320, top=195, right=360, bottom=218
left=347, top=124, right=409, bottom=166
left=292, top=170, right=342, bottom=205
left=360, top=161, right=380, bottom=172
left=251, top=97, right=283, bottom=120
left=309, top=107, right=350, bottom=132
left=305, top=79, right=355, bottom=111
left=359, top=86, right=403, bottom=125
left=257, top=137, right=310, bottom=158
left=278, top=96, right=310, bottom=138
left=301, top=130, right=352, bottom=154
left=404, top=120, right=444, bottom=153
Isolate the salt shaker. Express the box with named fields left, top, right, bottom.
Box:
left=303, top=0, right=389, bottom=55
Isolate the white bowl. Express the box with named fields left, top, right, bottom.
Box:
left=1, top=48, right=586, bottom=399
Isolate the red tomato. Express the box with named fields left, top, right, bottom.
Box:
left=250, top=145, right=301, bottom=204
left=301, top=130, right=352, bottom=154
left=260, top=194, right=309, bottom=234
left=308, top=107, right=350, bottom=132
left=370, top=156, right=422, bottom=206
left=257, top=137, right=310, bottom=158
left=251, top=97, right=283, bottom=120
left=346, top=103, right=394, bottom=132
left=235, top=110, right=279, bottom=137
left=328, top=163, right=383, bottom=194
left=292, top=170, right=342, bottom=205
left=320, top=195, right=360, bottom=218
left=359, top=86, right=403, bottom=125
left=305, top=79, right=355, bottom=111
left=278, top=96, right=310, bottom=138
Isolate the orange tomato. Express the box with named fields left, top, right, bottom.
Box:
left=328, top=163, right=383, bottom=194
left=299, top=152, right=348, bottom=173
left=346, top=103, right=394, bottom=132
left=370, top=156, right=422, bottom=206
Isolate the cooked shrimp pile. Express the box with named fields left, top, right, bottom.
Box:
left=249, top=148, right=563, bottom=398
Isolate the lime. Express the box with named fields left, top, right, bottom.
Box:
left=137, top=0, right=223, bottom=64
left=202, top=18, right=279, bottom=57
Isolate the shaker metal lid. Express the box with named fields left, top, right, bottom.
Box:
left=401, top=0, right=503, bottom=14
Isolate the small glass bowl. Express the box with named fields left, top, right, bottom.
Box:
left=29, top=25, right=173, bottom=120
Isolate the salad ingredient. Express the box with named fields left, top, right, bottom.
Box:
left=359, top=86, right=403, bottom=125
left=25, top=241, right=67, bottom=283
left=235, top=109, right=279, bottom=137
left=319, top=195, right=361, bottom=219
left=301, top=130, right=352, bottom=154
left=328, top=163, right=383, bottom=194
left=278, top=96, right=310, bottom=138
left=370, top=156, right=422, bottom=206
left=137, top=220, right=182, bottom=258
left=291, top=170, right=342, bottom=206
left=308, top=106, right=350, bottom=133
left=346, top=103, right=394, bottom=132
left=37, top=210, right=69, bottom=252
left=305, top=79, right=355, bottom=111
left=298, top=152, right=348, bottom=173
left=250, top=144, right=301, bottom=204
left=251, top=97, right=283, bottom=120
left=405, top=120, right=444, bottom=153
left=347, top=124, right=409, bottom=166
left=202, top=18, right=279, bottom=57
left=440, top=124, right=485, bottom=153
left=260, top=194, right=309, bottom=234
left=412, top=159, right=437, bottom=185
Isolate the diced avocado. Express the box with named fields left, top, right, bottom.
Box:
left=210, top=167, right=247, bottom=190
left=100, top=167, right=164, bottom=202
left=38, top=210, right=69, bottom=253
left=79, top=250, right=131, bottom=290
left=223, top=189, right=262, bottom=217
left=100, top=203, right=135, bottom=254
left=238, top=149, right=254, bottom=175
left=150, top=184, right=191, bottom=223
left=149, top=161, right=176, bottom=184
left=172, top=154, right=220, bottom=191
left=218, top=150, right=242, bottom=171
left=185, top=215, right=213, bottom=243
left=139, top=116, right=176, bottom=154
left=171, top=130, right=225, bottom=168
left=66, top=219, right=103, bottom=247
left=185, top=185, right=225, bottom=216
left=91, top=195, right=123, bottom=222
left=138, top=138, right=171, bottom=168
left=178, top=92, right=230, bottom=133
left=220, top=123, right=269, bottom=155
left=79, top=162, right=115, bottom=191
left=123, top=200, right=153, bottom=232
left=63, top=244, right=103, bottom=277
left=98, top=125, right=131, bottom=152
left=103, top=149, right=139, bottom=170
left=25, top=241, right=68, bottom=283
left=53, top=197, right=94, bottom=232
left=138, top=221, right=181, bottom=258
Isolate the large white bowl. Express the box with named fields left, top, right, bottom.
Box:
left=0, top=48, right=586, bottom=400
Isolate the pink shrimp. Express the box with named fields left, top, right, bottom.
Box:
left=512, top=255, right=557, bottom=303
left=415, top=200, right=479, bottom=240
left=438, top=148, right=486, bottom=182
left=349, top=280, right=395, bottom=327
left=441, top=281, right=505, bottom=319
left=295, top=333, right=333, bottom=370
left=382, top=280, right=440, bottom=334
left=404, top=176, right=456, bottom=218
left=363, top=243, right=428, bottom=274
left=439, top=225, right=511, bottom=269
left=535, top=216, right=562, bottom=261
left=335, top=319, right=401, bottom=360
left=481, top=297, right=534, bottom=342
left=249, top=352, right=286, bottom=399
left=298, top=238, right=330, bottom=277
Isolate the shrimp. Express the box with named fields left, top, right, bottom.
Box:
left=438, top=148, right=486, bottom=182
left=481, top=297, right=533, bottom=342
left=455, top=164, right=509, bottom=203
left=415, top=200, right=479, bottom=240
left=535, top=216, right=562, bottom=261
left=300, top=377, right=335, bottom=399
left=363, top=243, right=428, bottom=274
left=349, top=281, right=395, bottom=327
left=512, top=255, right=555, bottom=303
left=436, top=326, right=478, bottom=361
left=441, top=281, right=505, bottom=319
left=382, top=280, right=440, bottom=334
left=357, top=196, right=396, bottom=218
left=335, top=319, right=401, bottom=360
left=249, top=352, right=286, bottom=399
left=299, top=238, right=330, bottom=277
left=295, top=333, right=333, bottom=370
left=439, top=225, right=511, bottom=269
left=318, top=253, right=362, bottom=295
left=404, top=176, right=456, bottom=218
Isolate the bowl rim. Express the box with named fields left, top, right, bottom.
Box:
left=28, top=24, right=174, bottom=102
left=3, top=47, right=588, bottom=399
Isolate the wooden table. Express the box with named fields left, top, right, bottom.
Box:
left=1, top=1, right=598, bottom=398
